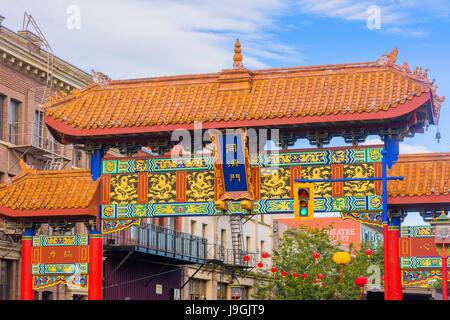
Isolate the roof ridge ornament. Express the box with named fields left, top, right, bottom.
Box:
left=19, top=159, right=36, bottom=175
left=233, top=38, right=244, bottom=69
left=386, top=48, right=398, bottom=64
left=377, top=48, right=398, bottom=66
left=91, top=69, right=111, bottom=86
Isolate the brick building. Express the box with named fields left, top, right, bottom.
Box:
left=0, top=16, right=91, bottom=300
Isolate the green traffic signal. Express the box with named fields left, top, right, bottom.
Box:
left=300, top=208, right=308, bottom=216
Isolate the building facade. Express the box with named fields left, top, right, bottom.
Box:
left=0, top=16, right=91, bottom=300
left=181, top=214, right=273, bottom=300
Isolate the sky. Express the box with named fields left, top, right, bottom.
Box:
left=2, top=0, right=449, bottom=226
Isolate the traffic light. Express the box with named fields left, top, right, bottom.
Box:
left=293, top=183, right=314, bottom=221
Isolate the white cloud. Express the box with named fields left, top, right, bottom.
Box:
left=362, top=138, right=432, bottom=154
left=296, top=0, right=450, bottom=37
left=2, top=0, right=303, bottom=79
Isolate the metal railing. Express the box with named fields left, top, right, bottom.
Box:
left=103, top=224, right=207, bottom=263
left=207, top=244, right=261, bottom=267
left=6, top=121, right=74, bottom=161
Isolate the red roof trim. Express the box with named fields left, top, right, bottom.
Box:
left=388, top=194, right=450, bottom=205
left=45, top=92, right=431, bottom=141
left=0, top=205, right=97, bottom=220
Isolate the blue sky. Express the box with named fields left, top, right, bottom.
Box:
left=2, top=0, right=449, bottom=225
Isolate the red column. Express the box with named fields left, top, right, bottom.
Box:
left=88, top=231, right=103, bottom=300
left=20, top=226, right=34, bottom=300
left=442, top=245, right=448, bottom=300
left=387, top=221, right=402, bottom=300
left=383, top=223, right=390, bottom=300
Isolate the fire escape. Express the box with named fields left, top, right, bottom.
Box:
left=4, top=13, right=76, bottom=171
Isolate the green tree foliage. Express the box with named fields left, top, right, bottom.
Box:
left=253, top=224, right=384, bottom=300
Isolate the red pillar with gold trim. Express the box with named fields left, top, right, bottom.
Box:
left=88, top=231, right=103, bottom=300
left=88, top=148, right=104, bottom=300
left=20, top=225, right=34, bottom=300
left=387, top=216, right=402, bottom=300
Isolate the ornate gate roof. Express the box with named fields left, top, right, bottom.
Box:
left=0, top=161, right=98, bottom=222
left=388, top=152, right=450, bottom=211
left=42, top=42, right=444, bottom=150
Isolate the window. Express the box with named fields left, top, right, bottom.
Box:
left=50, top=136, right=58, bottom=155
left=167, top=217, right=175, bottom=230
left=72, top=147, right=79, bottom=168
left=0, top=259, right=11, bottom=300
left=217, top=282, right=227, bottom=300
left=0, top=95, right=4, bottom=141
left=41, top=291, right=53, bottom=300
left=34, top=110, right=44, bottom=147
left=189, top=278, right=206, bottom=300
left=221, top=229, right=226, bottom=248
left=190, top=220, right=197, bottom=236
left=260, top=240, right=265, bottom=254
left=9, top=99, right=19, bottom=144
left=246, top=236, right=251, bottom=252
left=202, top=223, right=208, bottom=238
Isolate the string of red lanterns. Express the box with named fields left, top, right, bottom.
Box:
left=250, top=250, right=372, bottom=298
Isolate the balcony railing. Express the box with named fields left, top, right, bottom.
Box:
left=6, top=121, right=75, bottom=162
left=207, top=244, right=262, bottom=268
left=103, top=224, right=207, bottom=264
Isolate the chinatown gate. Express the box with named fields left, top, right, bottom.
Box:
left=0, top=41, right=447, bottom=300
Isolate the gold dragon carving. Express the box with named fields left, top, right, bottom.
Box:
left=343, top=164, right=375, bottom=197
left=148, top=172, right=176, bottom=203
left=260, top=167, right=291, bottom=199
left=110, top=174, right=138, bottom=205
left=186, top=171, right=215, bottom=202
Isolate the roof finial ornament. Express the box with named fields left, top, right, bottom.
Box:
left=386, top=48, right=398, bottom=64
left=377, top=48, right=398, bottom=66
left=233, top=38, right=244, bottom=69
left=91, top=69, right=111, bottom=86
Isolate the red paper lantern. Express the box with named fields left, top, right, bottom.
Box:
left=281, top=271, right=287, bottom=277
left=257, top=262, right=264, bottom=268
left=293, top=273, right=299, bottom=278
left=302, top=274, right=308, bottom=279
left=312, top=252, right=320, bottom=259
left=317, top=274, right=323, bottom=280
left=381, top=275, right=385, bottom=282
left=314, top=279, right=317, bottom=283
left=271, top=267, right=277, bottom=273
left=262, top=252, right=269, bottom=259
left=365, top=248, right=373, bottom=256
left=354, top=276, right=368, bottom=287
left=243, top=255, right=250, bottom=262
